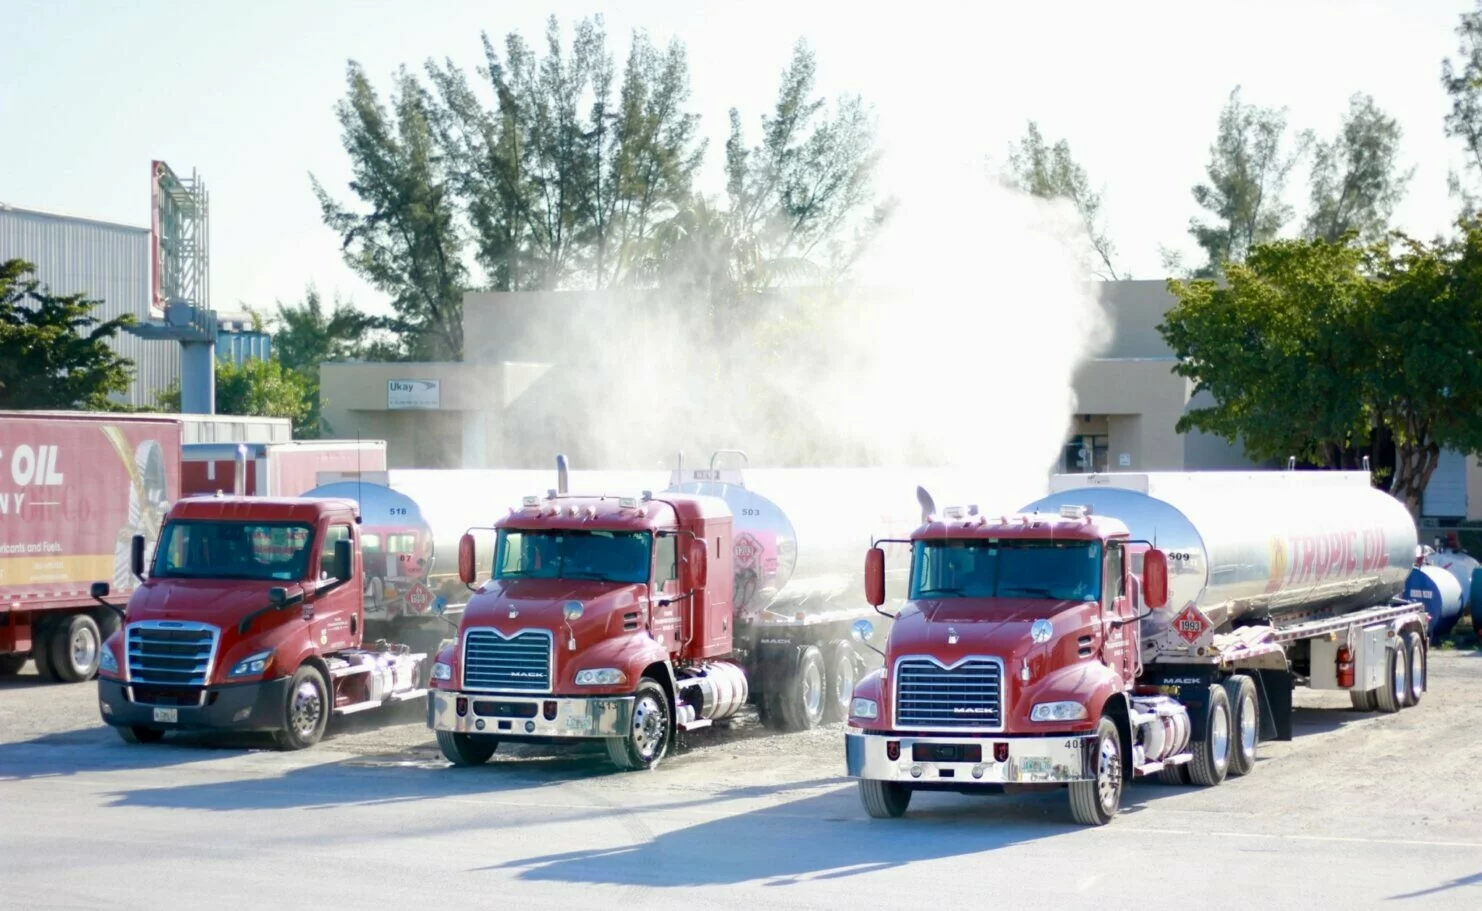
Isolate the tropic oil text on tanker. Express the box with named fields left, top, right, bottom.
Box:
left=1265, top=526, right=1393, bottom=593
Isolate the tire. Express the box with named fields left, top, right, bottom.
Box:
left=436, top=730, right=498, bottom=766
left=1068, top=716, right=1123, bottom=826
left=777, top=646, right=827, bottom=732
left=49, top=613, right=102, bottom=683
left=271, top=664, right=330, bottom=750
left=859, top=779, right=912, bottom=818
left=822, top=641, right=856, bottom=724
left=1156, top=762, right=1190, bottom=785
left=31, top=619, right=60, bottom=682
left=1222, top=675, right=1259, bottom=778
left=1374, top=643, right=1405, bottom=714
left=606, top=678, right=671, bottom=771
left=1403, top=631, right=1425, bottom=707
left=0, top=654, right=27, bottom=676
left=1188, top=685, right=1231, bottom=787
left=117, top=725, right=165, bottom=744
left=1350, top=688, right=1378, bottom=711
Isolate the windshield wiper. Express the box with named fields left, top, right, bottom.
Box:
left=1000, top=586, right=1060, bottom=598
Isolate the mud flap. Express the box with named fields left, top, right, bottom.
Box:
left=751, top=636, right=804, bottom=701
left=1252, top=668, right=1293, bottom=742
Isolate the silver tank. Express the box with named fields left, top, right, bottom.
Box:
left=1020, top=471, right=1418, bottom=633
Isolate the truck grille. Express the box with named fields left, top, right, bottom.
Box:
left=462, top=628, right=553, bottom=693
left=894, top=656, right=1004, bottom=730
left=125, top=621, right=219, bottom=687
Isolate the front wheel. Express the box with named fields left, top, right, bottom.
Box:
left=606, top=678, right=670, bottom=771
left=1068, top=716, right=1123, bottom=825
left=272, top=664, right=330, bottom=750
left=859, top=779, right=912, bottom=818
left=436, top=730, right=498, bottom=766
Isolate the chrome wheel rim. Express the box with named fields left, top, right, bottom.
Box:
left=1411, top=644, right=1426, bottom=699
left=1239, top=693, right=1257, bottom=759
left=1211, top=702, right=1230, bottom=772
left=71, top=625, right=98, bottom=673
left=1096, top=731, right=1121, bottom=813
left=834, top=658, right=855, bottom=710
left=290, top=679, right=323, bottom=738
left=632, top=694, right=666, bottom=761
left=803, top=661, right=823, bottom=718
left=1393, top=650, right=1407, bottom=706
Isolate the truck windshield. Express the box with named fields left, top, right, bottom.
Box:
left=153, top=521, right=314, bottom=582
left=910, top=538, right=1103, bottom=602
left=494, top=529, right=651, bottom=584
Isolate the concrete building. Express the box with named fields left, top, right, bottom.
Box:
left=319, top=280, right=1477, bottom=520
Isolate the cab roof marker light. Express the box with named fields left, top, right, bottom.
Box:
left=640, top=490, right=653, bottom=502
left=1060, top=504, right=1087, bottom=520
left=943, top=506, right=964, bottom=519
left=522, top=495, right=539, bottom=508
left=619, top=496, right=638, bottom=509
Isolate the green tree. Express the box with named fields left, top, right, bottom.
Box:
left=311, top=62, right=467, bottom=360
left=1443, top=1, right=1482, bottom=210
left=155, top=356, right=314, bottom=435
left=723, top=39, right=886, bottom=291
left=1305, top=93, right=1413, bottom=243
left=1002, top=120, right=1121, bottom=279
left=258, top=286, right=388, bottom=436
left=1159, top=221, right=1482, bottom=518
left=0, top=258, right=136, bottom=410
left=1188, top=86, right=1308, bottom=277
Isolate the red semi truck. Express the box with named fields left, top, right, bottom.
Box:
left=425, top=455, right=875, bottom=770
left=0, top=410, right=390, bottom=683
left=93, top=495, right=426, bottom=748
left=845, top=470, right=1432, bottom=825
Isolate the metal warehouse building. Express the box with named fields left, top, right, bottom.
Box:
left=0, top=203, right=179, bottom=408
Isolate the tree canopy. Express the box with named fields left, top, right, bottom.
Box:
left=1002, top=120, right=1121, bottom=280
left=0, top=258, right=136, bottom=410
left=1159, top=219, right=1482, bottom=517
left=155, top=355, right=314, bottom=435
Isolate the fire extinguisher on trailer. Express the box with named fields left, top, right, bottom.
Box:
left=1336, top=645, right=1356, bottom=688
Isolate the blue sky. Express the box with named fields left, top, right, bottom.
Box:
left=2, top=0, right=1475, bottom=317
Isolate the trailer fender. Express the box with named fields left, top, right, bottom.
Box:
left=848, top=667, right=885, bottom=727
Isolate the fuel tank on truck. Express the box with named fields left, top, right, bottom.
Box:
left=1021, top=472, right=1418, bottom=641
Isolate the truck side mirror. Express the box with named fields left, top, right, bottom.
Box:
left=91, top=581, right=110, bottom=599
left=268, top=587, right=287, bottom=607
left=1142, top=548, right=1169, bottom=609
left=130, top=535, right=146, bottom=580
left=688, top=538, right=708, bottom=589
left=332, top=537, right=352, bottom=582
left=458, top=533, right=476, bottom=586
left=864, top=546, right=886, bottom=607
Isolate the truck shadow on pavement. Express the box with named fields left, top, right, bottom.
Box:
left=488, top=788, right=1100, bottom=886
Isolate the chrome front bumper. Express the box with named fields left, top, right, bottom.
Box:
left=427, top=689, right=634, bottom=738
left=845, top=731, right=1097, bottom=784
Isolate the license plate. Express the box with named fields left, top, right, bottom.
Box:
left=1021, top=756, right=1052, bottom=775
left=152, top=707, right=178, bottom=724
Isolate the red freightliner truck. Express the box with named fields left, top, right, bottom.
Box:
left=846, top=470, right=1432, bottom=825
left=425, top=454, right=879, bottom=770
left=93, top=494, right=427, bottom=748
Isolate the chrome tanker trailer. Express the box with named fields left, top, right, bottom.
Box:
left=846, top=469, right=1435, bottom=825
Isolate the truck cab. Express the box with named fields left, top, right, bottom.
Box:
left=427, top=487, right=726, bottom=771
left=94, top=496, right=425, bottom=749
left=845, top=502, right=1170, bottom=824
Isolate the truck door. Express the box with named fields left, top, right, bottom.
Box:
left=649, top=531, right=683, bottom=651
left=311, top=522, right=358, bottom=652
left=1102, top=541, right=1136, bottom=681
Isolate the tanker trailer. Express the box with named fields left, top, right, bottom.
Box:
left=1025, top=471, right=1433, bottom=728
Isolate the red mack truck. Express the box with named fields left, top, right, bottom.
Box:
left=425, top=454, right=877, bottom=770
left=845, top=470, right=1432, bottom=825
left=93, top=495, right=427, bottom=748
